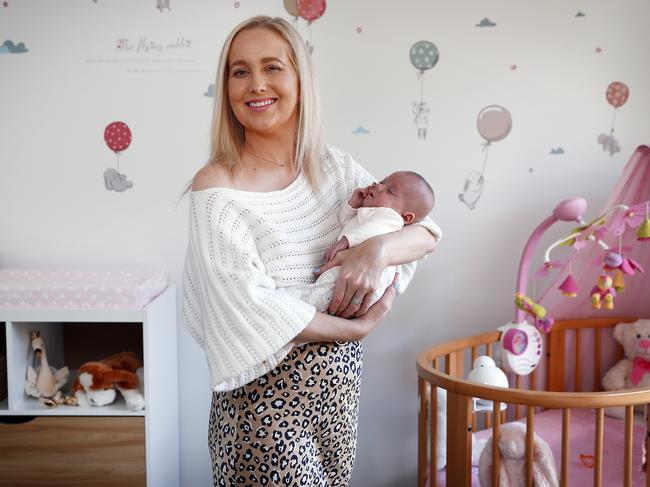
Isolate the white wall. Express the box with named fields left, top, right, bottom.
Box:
left=2, top=1, right=649, bottom=486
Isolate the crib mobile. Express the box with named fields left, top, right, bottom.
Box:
left=498, top=197, right=650, bottom=376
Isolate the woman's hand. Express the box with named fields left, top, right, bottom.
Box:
left=354, top=273, right=398, bottom=337
left=294, top=275, right=397, bottom=344
left=315, top=237, right=387, bottom=318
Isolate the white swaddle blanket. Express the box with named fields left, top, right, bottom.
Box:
left=289, top=204, right=405, bottom=311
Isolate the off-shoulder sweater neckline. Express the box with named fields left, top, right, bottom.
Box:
left=190, top=168, right=305, bottom=199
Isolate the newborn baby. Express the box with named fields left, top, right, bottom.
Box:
left=290, top=170, right=436, bottom=313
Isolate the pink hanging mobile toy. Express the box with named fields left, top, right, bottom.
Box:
left=499, top=196, right=649, bottom=375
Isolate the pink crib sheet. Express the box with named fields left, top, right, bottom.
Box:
left=434, top=408, right=647, bottom=486
left=0, top=269, right=168, bottom=309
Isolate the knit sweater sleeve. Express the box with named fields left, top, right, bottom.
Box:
left=181, top=191, right=317, bottom=391
left=334, top=148, right=443, bottom=294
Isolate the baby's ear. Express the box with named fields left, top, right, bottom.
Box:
left=403, top=212, right=416, bottom=225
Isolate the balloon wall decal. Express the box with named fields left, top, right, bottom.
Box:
left=297, top=0, right=325, bottom=21
left=410, top=40, right=439, bottom=140
left=156, top=0, right=170, bottom=13
left=284, top=0, right=326, bottom=53
left=103, top=121, right=134, bottom=192
left=284, top=0, right=299, bottom=18
left=597, top=81, right=629, bottom=156
left=459, top=105, right=512, bottom=210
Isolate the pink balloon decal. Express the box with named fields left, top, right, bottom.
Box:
left=606, top=81, right=629, bottom=108
left=598, top=81, right=629, bottom=156
left=477, top=105, right=512, bottom=142
left=104, top=121, right=132, bottom=153
left=459, top=105, right=512, bottom=210
left=103, top=121, right=133, bottom=191
left=297, top=0, right=326, bottom=22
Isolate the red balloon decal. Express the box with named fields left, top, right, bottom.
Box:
left=104, top=121, right=132, bottom=153
left=606, top=81, right=629, bottom=108
left=297, top=0, right=326, bottom=22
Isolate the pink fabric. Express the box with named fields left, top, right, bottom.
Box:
left=434, top=408, right=648, bottom=487
left=0, top=269, right=167, bottom=309
left=631, top=357, right=650, bottom=386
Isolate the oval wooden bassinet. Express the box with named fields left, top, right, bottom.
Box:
left=417, top=146, right=650, bottom=487
left=417, top=316, right=650, bottom=487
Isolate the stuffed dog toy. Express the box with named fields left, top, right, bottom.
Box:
left=71, top=351, right=145, bottom=411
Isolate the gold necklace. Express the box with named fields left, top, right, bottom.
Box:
left=243, top=146, right=290, bottom=168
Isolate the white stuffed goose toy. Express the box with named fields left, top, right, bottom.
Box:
left=24, top=330, right=71, bottom=406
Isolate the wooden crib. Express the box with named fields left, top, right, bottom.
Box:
left=417, top=317, right=650, bottom=487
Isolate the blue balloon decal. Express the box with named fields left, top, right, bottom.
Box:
left=410, top=41, right=439, bottom=140
left=410, top=41, right=439, bottom=72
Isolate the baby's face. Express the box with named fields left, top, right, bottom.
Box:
left=360, top=173, right=412, bottom=214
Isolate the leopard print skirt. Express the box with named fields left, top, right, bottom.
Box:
left=208, top=340, right=363, bottom=487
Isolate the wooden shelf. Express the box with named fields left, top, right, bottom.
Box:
left=0, top=285, right=179, bottom=486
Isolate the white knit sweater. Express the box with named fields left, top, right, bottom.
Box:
left=181, top=145, right=442, bottom=391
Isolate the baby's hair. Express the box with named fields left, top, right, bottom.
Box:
left=401, top=171, right=435, bottom=222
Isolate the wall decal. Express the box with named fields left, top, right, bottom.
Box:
left=595, top=47, right=602, bottom=53
left=550, top=147, right=565, bottom=155
left=296, top=0, right=326, bottom=53
left=476, top=18, right=496, bottom=27
left=204, top=84, right=215, bottom=97
left=510, top=64, right=517, bottom=71
left=409, top=40, right=439, bottom=140
left=0, top=40, right=28, bottom=54
left=597, top=81, right=629, bottom=156
left=92, top=36, right=197, bottom=74
left=356, top=26, right=362, bottom=34
left=284, top=0, right=299, bottom=20
left=459, top=105, right=512, bottom=210
left=156, top=0, right=171, bottom=13
left=103, top=122, right=134, bottom=192
left=104, top=168, right=133, bottom=192
left=352, top=126, right=369, bottom=134
left=412, top=102, right=429, bottom=140
left=575, top=11, right=586, bottom=17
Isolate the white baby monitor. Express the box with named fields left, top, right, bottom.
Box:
left=498, top=321, right=542, bottom=375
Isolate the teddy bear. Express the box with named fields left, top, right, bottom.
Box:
left=591, top=274, right=616, bottom=310
left=602, top=320, right=650, bottom=405
left=602, top=320, right=650, bottom=467
left=71, top=351, right=145, bottom=411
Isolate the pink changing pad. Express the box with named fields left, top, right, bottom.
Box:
left=434, top=408, right=647, bottom=486
left=0, top=269, right=168, bottom=309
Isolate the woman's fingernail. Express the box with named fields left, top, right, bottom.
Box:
left=393, top=283, right=398, bottom=289
left=314, top=266, right=320, bottom=273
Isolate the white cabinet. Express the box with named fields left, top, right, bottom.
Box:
left=0, top=285, right=179, bottom=487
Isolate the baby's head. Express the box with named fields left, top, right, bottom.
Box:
left=361, top=171, right=435, bottom=224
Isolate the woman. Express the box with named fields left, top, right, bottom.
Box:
left=181, top=16, right=441, bottom=486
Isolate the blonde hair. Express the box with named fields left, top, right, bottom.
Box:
left=179, top=16, right=323, bottom=198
